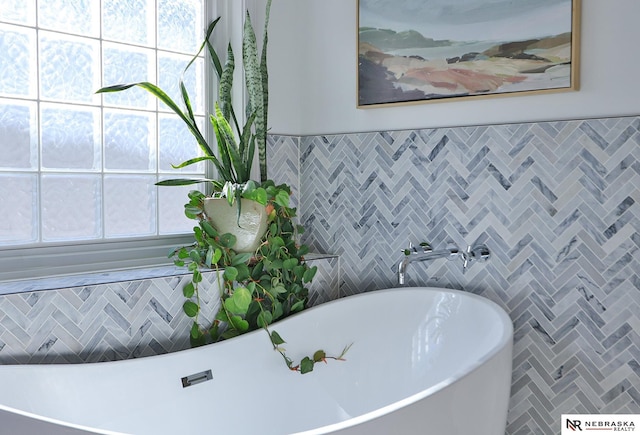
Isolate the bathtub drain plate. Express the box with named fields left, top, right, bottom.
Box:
left=181, top=369, right=213, bottom=388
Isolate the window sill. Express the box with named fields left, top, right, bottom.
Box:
left=0, top=252, right=338, bottom=296
left=0, top=264, right=189, bottom=295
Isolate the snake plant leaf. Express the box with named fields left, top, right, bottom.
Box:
left=212, top=104, right=253, bottom=185
left=179, top=79, right=196, bottom=129
left=203, top=19, right=223, bottom=80
left=243, top=10, right=265, bottom=181
left=97, top=82, right=214, bottom=158
left=258, top=0, right=272, bottom=182
left=192, top=17, right=222, bottom=78
left=210, top=110, right=237, bottom=182
left=170, top=155, right=223, bottom=170
left=206, top=40, right=241, bottom=139
left=245, top=134, right=256, bottom=178
left=241, top=111, right=257, bottom=176
left=98, top=18, right=221, bottom=162
left=219, top=43, right=235, bottom=123
left=156, top=178, right=215, bottom=186
left=176, top=22, right=201, bottom=124
left=215, top=104, right=246, bottom=182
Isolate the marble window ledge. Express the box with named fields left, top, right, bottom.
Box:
left=0, top=253, right=338, bottom=296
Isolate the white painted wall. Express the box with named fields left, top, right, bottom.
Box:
left=261, top=0, right=640, bottom=136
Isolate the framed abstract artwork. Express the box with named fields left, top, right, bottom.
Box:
left=357, top=0, right=580, bottom=107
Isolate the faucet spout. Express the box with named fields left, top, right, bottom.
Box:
left=397, top=247, right=460, bottom=285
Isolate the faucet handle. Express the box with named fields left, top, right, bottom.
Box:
left=463, top=245, right=472, bottom=269
left=419, top=242, right=431, bottom=252
left=402, top=242, right=413, bottom=256
left=403, top=241, right=431, bottom=255
left=402, top=241, right=415, bottom=256
left=470, top=244, right=491, bottom=261
left=462, top=244, right=491, bottom=273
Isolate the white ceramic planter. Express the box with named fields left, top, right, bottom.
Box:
left=202, top=198, right=268, bottom=253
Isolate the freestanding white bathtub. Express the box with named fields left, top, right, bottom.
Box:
left=0, top=287, right=513, bottom=435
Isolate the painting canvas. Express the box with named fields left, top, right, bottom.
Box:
left=358, top=0, right=580, bottom=107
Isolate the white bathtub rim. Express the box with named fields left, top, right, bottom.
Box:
left=2, top=286, right=511, bottom=369
left=0, top=286, right=514, bottom=435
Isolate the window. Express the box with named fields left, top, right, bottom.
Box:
left=0, top=0, right=207, bottom=277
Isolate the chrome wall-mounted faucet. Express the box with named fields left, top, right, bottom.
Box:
left=397, top=242, right=491, bottom=285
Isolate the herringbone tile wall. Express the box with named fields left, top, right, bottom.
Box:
left=1, top=116, right=637, bottom=434
left=0, top=256, right=339, bottom=364
left=0, top=132, right=337, bottom=365
left=0, top=273, right=215, bottom=364
left=294, top=116, right=640, bottom=434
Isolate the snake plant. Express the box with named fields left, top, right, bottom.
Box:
left=97, top=0, right=272, bottom=194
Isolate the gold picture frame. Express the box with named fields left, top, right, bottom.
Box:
left=357, top=0, right=581, bottom=108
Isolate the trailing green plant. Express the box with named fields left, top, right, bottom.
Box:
left=96, top=0, right=349, bottom=374
left=174, top=184, right=348, bottom=373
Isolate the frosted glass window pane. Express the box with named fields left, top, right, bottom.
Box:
left=158, top=182, right=197, bottom=234
left=159, top=114, right=202, bottom=172
left=158, top=53, right=203, bottom=114
left=0, top=174, right=37, bottom=244
left=102, top=43, right=155, bottom=109
left=104, top=175, right=156, bottom=237
left=0, top=0, right=35, bottom=25
left=104, top=109, right=156, bottom=171
left=41, top=104, right=101, bottom=170
left=157, top=0, right=202, bottom=53
left=39, top=32, right=100, bottom=104
left=102, top=0, right=153, bottom=45
left=0, top=25, right=36, bottom=98
left=41, top=175, right=101, bottom=241
left=0, top=100, right=37, bottom=169
left=0, top=0, right=204, bottom=249
left=38, top=0, right=100, bottom=37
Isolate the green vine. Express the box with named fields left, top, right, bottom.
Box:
left=172, top=182, right=349, bottom=373
left=99, top=1, right=349, bottom=373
